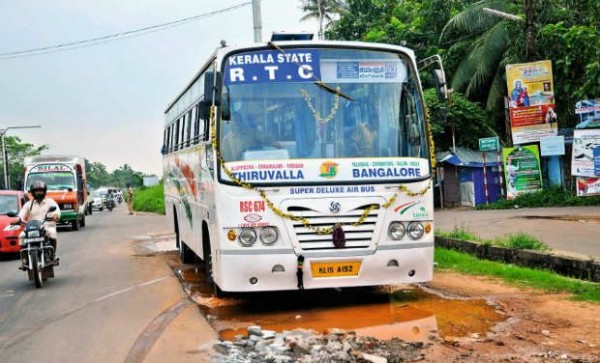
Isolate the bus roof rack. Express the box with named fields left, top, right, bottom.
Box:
left=270, top=31, right=314, bottom=42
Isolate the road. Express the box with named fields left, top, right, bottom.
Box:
left=0, top=205, right=216, bottom=363
left=436, top=206, right=600, bottom=259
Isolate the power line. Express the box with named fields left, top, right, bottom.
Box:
left=0, top=1, right=251, bottom=60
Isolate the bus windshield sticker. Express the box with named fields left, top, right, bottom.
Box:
left=222, top=158, right=429, bottom=184
left=320, top=59, right=406, bottom=83
left=225, top=49, right=320, bottom=85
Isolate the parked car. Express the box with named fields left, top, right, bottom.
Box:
left=0, top=190, right=29, bottom=254
left=92, top=191, right=105, bottom=211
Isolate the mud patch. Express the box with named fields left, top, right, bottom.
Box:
left=171, top=263, right=505, bottom=344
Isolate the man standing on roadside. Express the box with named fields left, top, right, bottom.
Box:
left=126, top=184, right=134, bottom=215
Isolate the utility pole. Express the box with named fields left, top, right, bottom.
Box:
left=252, top=0, right=262, bottom=42
left=1, top=125, right=41, bottom=189
left=524, top=0, right=535, bottom=61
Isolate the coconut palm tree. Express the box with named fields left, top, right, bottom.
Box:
left=441, top=1, right=522, bottom=111
left=299, top=0, right=349, bottom=38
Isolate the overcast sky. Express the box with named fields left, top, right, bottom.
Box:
left=0, top=0, right=318, bottom=176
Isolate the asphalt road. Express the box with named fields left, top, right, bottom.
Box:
left=0, top=204, right=216, bottom=363
left=436, top=206, right=600, bottom=259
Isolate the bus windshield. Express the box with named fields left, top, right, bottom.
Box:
left=26, top=172, right=76, bottom=191
left=220, top=48, right=428, bottom=165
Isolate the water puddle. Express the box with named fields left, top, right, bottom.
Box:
left=172, top=262, right=504, bottom=343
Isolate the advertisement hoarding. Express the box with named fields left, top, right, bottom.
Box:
left=571, top=129, right=600, bottom=177
left=502, top=145, right=543, bottom=200
left=506, top=60, right=557, bottom=145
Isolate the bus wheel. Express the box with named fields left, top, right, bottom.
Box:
left=72, top=219, right=80, bottom=231
left=80, top=215, right=86, bottom=227
left=179, top=241, right=194, bottom=264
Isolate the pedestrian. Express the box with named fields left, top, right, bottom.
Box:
left=126, top=183, right=134, bottom=215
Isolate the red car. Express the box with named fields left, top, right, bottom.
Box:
left=0, top=191, right=30, bottom=254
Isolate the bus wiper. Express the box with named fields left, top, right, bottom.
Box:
left=266, top=41, right=353, bottom=101
left=314, top=81, right=353, bottom=101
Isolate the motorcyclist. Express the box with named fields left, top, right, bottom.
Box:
left=17, top=180, right=61, bottom=262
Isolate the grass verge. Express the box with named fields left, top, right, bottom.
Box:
left=132, top=183, right=165, bottom=214
left=435, top=248, right=600, bottom=302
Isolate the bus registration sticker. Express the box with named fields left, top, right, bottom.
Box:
left=310, top=260, right=361, bottom=278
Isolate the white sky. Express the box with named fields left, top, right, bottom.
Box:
left=0, top=0, right=318, bottom=176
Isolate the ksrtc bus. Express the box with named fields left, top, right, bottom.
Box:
left=163, top=34, right=444, bottom=293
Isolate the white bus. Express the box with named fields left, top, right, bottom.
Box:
left=163, top=34, right=444, bottom=294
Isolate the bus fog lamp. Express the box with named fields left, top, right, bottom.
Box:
left=388, top=222, right=405, bottom=240
left=260, top=226, right=278, bottom=245
left=407, top=222, right=424, bottom=240
left=238, top=228, right=257, bottom=247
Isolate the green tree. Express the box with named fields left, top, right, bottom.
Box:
left=425, top=89, right=498, bottom=151
left=85, top=159, right=111, bottom=188
left=111, top=164, right=143, bottom=188
left=3, top=136, right=47, bottom=190
left=299, top=0, right=349, bottom=37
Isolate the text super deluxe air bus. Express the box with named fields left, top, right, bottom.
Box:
left=163, top=33, right=445, bottom=293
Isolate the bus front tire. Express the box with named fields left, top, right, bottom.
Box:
left=72, top=219, right=80, bottom=231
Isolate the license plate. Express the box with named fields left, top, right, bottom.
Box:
left=310, top=260, right=361, bottom=278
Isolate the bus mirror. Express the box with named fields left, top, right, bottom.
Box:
left=199, top=100, right=210, bottom=119
left=221, top=84, right=231, bottom=121
left=433, top=69, right=448, bottom=101
left=213, top=72, right=222, bottom=107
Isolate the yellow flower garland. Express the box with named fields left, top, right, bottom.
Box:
left=210, top=106, right=431, bottom=235
left=300, top=88, right=340, bottom=124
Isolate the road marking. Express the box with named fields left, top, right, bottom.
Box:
left=0, top=275, right=173, bottom=351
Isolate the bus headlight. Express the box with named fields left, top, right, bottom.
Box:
left=238, top=228, right=257, bottom=247
left=407, top=222, right=425, bottom=240
left=388, top=222, right=405, bottom=240
left=260, top=226, right=278, bottom=245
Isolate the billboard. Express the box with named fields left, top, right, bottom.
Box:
left=575, top=98, right=600, bottom=129
left=503, top=145, right=543, bottom=200
left=571, top=129, right=600, bottom=177
left=576, top=177, right=600, bottom=197
left=506, top=60, right=557, bottom=144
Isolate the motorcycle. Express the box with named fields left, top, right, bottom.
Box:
left=9, top=206, right=58, bottom=288
left=104, top=193, right=115, bottom=211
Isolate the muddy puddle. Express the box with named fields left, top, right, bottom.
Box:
left=172, top=262, right=504, bottom=343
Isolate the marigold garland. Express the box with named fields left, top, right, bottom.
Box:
left=210, top=106, right=431, bottom=235
left=300, top=88, right=340, bottom=124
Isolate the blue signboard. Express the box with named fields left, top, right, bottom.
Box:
left=224, top=49, right=320, bottom=85
left=594, top=147, right=600, bottom=176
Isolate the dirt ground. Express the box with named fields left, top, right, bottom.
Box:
left=421, top=270, right=600, bottom=363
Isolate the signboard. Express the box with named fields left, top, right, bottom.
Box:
left=479, top=137, right=499, bottom=152
left=576, top=177, right=600, bottom=197
left=575, top=98, right=600, bottom=129
left=571, top=129, right=600, bottom=177
left=506, top=61, right=557, bottom=144
left=502, top=145, right=543, bottom=200
left=539, top=135, right=565, bottom=156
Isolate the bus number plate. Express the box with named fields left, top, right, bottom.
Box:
left=310, top=261, right=361, bottom=278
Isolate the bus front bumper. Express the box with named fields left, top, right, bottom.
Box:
left=213, top=243, right=433, bottom=293
left=59, top=210, right=79, bottom=222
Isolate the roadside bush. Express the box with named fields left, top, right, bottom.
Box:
left=498, top=233, right=549, bottom=251
left=132, top=182, right=165, bottom=214
left=477, top=186, right=600, bottom=210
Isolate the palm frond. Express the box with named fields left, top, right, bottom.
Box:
left=440, top=0, right=508, bottom=41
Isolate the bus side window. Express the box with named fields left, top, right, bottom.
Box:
left=174, top=119, right=180, bottom=150
left=192, top=105, right=199, bottom=144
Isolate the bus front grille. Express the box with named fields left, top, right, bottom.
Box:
left=287, top=204, right=380, bottom=251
